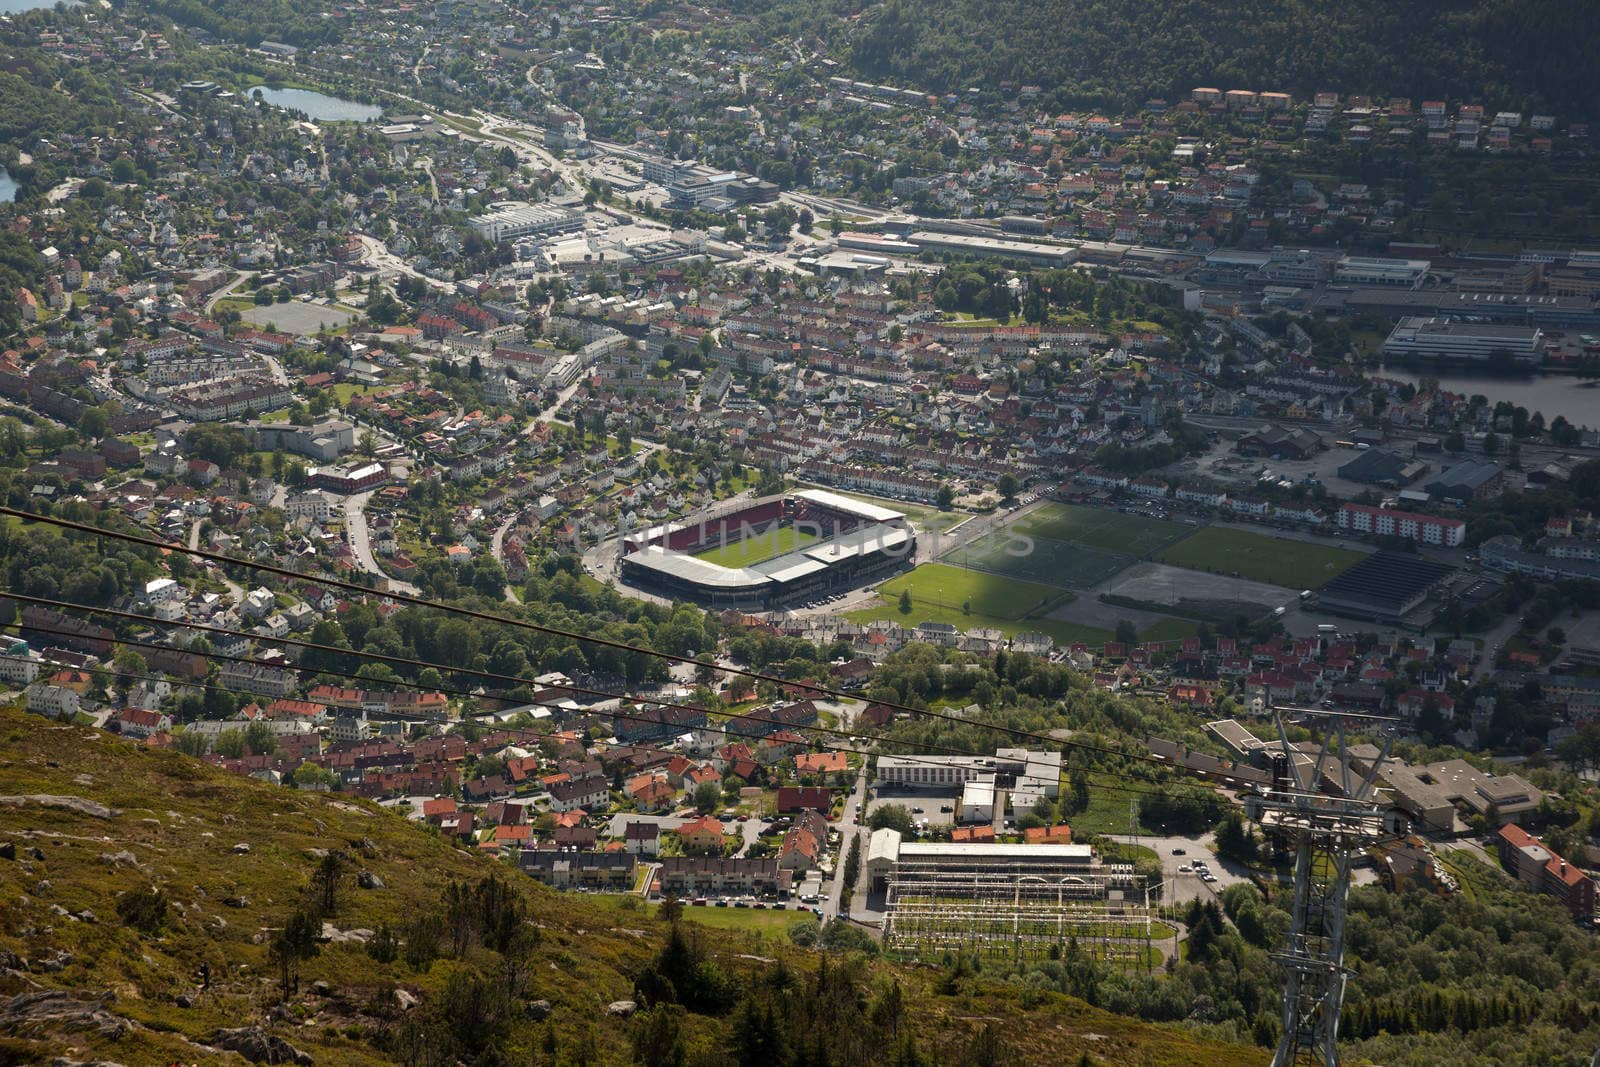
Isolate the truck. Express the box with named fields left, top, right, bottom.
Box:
left=1318, top=624, right=1337, bottom=634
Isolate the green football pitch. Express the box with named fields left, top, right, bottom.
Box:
left=692, top=526, right=820, bottom=569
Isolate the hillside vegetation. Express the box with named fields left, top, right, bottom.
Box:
left=849, top=0, right=1597, bottom=116
left=0, top=704, right=1264, bottom=1066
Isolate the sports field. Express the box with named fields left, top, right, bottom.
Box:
left=693, top=526, right=819, bottom=569
left=1155, top=527, right=1367, bottom=589
left=944, top=533, right=1130, bottom=588
left=845, top=563, right=1114, bottom=646
left=1013, top=502, right=1188, bottom=556
left=869, top=562, right=1072, bottom=620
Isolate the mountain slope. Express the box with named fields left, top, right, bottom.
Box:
left=0, top=705, right=1265, bottom=1066
left=849, top=0, right=1597, bottom=116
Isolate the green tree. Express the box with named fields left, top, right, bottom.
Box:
left=898, top=589, right=913, bottom=615
left=693, top=780, right=722, bottom=814
left=171, top=728, right=209, bottom=758
left=270, top=907, right=321, bottom=998
left=869, top=804, right=914, bottom=836
left=214, top=727, right=247, bottom=759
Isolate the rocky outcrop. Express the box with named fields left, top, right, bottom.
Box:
left=210, top=1026, right=313, bottom=1065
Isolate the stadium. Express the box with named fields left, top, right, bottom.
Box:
left=619, top=489, right=916, bottom=608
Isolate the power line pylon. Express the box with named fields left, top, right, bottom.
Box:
left=1245, top=716, right=1400, bottom=1067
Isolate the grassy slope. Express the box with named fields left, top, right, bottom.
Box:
left=0, top=705, right=1264, bottom=1065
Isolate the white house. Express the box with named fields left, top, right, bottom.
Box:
left=26, top=683, right=81, bottom=719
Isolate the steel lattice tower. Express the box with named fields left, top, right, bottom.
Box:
left=1245, top=718, right=1399, bottom=1067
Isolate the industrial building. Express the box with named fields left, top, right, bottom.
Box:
left=905, top=231, right=1079, bottom=267
left=1334, top=255, right=1430, bottom=288
left=875, top=748, right=1062, bottom=811
left=869, top=829, right=1146, bottom=966
left=468, top=203, right=584, bottom=243
left=1379, top=317, right=1543, bottom=365
left=1315, top=551, right=1454, bottom=622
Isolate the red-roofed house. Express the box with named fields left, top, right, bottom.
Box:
left=422, top=797, right=457, bottom=820
left=1023, top=824, right=1074, bottom=845
left=116, top=706, right=171, bottom=739
left=1497, top=823, right=1596, bottom=919
left=677, top=815, right=727, bottom=854
left=776, top=786, right=832, bottom=814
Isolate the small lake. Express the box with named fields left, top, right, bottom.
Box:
left=0, top=0, right=78, bottom=12
left=249, top=86, right=382, bottom=123
left=0, top=169, right=15, bottom=204
left=1380, top=364, right=1600, bottom=429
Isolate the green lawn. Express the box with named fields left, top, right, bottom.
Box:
left=693, top=526, right=820, bottom=569
left=1155, top=527, right=1366, bottom=589
left=1014, top=502, right=1188, bottom=557
left=666, top=902, right=809, bottom=935
left=946, top=532, right=1131, bottom=588
left=1138, top=617, right=1203, bottom=643
left=328, top=382, right=377, bottom=404
left=845, top=563, right=1112, bottom=647
left=867, top=562, right=1071, bottom=620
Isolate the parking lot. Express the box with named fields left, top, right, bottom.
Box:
left=1103, top=832, right=1252, bottom=906
left=866, top=787, right=964, bottom=831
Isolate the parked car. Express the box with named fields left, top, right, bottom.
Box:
left=1172, top=848, right=1186, bottom=855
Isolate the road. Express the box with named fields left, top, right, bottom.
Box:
left=828, top=765, right=871, bottom=919
left=356, top=234, right=452, bottom=292
left=203, top=271, right=256, bottom=314
left=733, top=817, right=765, bottom=858
left=489, top=510, right=523, bottom=603
left=342, top=490, right=419, bottom=595
left=1473, top=611, right=1524, bottom=682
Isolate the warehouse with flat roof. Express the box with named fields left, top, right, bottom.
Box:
left=1380, top=317, right=1543, bottom=364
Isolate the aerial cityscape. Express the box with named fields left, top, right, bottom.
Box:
left=1, top=0, right=1599, bottom=1064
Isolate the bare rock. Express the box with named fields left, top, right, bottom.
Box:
left=210, top=1026, right=313, bottom=1065
left=100, top=851, right=139, bottom=869
left=393, top=988, right=420, bottom=1012
left=606, top=1000, right=637, bottom=1018
left=175, top=994, right=194, bottom=1008
left=0, top=795, right=120, bottom=819
left=231, top=843, right=251, bottom=854
left=526, top=999, right=551, bottom=1021
left=356, top=871, right=383, bottom=890
left=0, top=990, right=126, bottom=1039
left=0, top=841, right=14, bottom=860
left=311, top=980, right=331, bottom=997
left=38, top=950, right=74, bottom=973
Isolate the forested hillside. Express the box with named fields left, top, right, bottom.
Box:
left=848, top=0, right=1597, bottom=116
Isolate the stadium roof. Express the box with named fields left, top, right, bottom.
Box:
left=795, top=488, right=905, bottom=525
left=802, top=524, right=911, bottom=563
left=620, top=545, right=772, bottom=589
